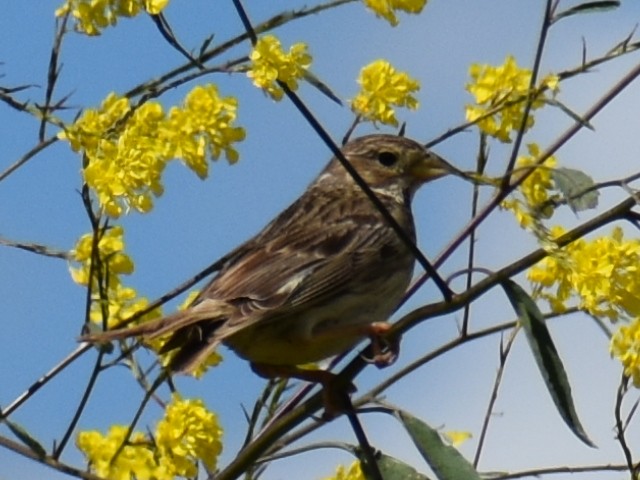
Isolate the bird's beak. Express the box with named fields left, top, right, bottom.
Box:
left=409, top=151, right=464, bottom=182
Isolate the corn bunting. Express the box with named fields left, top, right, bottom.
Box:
left=84, top=134, right=456, bottom=408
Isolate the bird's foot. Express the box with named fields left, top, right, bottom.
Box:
left=361, top=321, right=400, bottom=368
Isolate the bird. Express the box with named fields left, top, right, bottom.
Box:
left=83, top=134, right=457, bottom=411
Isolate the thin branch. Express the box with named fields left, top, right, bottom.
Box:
left=0, top=235, right=69, bottom=260
left=39, top=14, right=68, bottom=141
left=0, top=344, right=91, bottom=419
left=0, top=434, right=105, bottom=480
left=149, top=13, right=204, bottom=69
left=111, top=372, right=167, bottom=463
left=0, top=136, right=58, bottom=183
left=614, top=374, right=635, bottom=477
left=490, top=462, right=632, bottom=479
left=473, top=327, right=519, bottom=468
left=461, top=135, right=488, bottom=335
left=343, top=397, right=383, bottom=480
left=501, top=0, right=553, bottom=188
left=425, top=35, right=640, bottom=150
left=53, top=348, right=105, bottom=458
left=124, top=0, right=356, bottom=99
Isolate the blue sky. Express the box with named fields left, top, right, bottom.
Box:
left=2, top=1, right=640, bottom=479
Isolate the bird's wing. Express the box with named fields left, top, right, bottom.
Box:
left=210, top=208, right=412, bottom=336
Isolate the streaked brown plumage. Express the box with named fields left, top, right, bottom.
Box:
left=84, top=134, right=456, bottom=388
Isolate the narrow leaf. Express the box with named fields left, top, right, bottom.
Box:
left=356, top=451, right=431, bottom=480
left=5, top=418, right=47, bottom=458
left=394, top=410, right=482, bottom=480
left=552, top=167, right=599, bottom=213
left=545, top=98, right=594, bottom=131
left=501, top=280, right=595, bottom=447
left=302, top=70, right=343, bottom=106
left=554, top=1, right=620, bottom=22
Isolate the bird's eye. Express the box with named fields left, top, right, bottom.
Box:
left=377, top=151, right=398, bottom=167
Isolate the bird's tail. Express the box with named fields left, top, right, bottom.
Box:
left=80, top=299, right=235, bottom=374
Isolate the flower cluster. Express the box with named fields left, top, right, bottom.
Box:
left=501, top=143, right=557, bottom=229
left=611, top=318, right=640, bottom=387
left=70, top=225, right=133, bottom=287
left=77, top=426, right=162, bottom=480
left=363, top=0, right=427, bottom=26
left=59, top=86, right=245, bottom=217
left=529, top=226, right=640, bottom=387
left=323, top=461, right=364, bottom=480
left=56, top=0, right=169, bottom=35
left=465, top=55, right=559, bottom=142
left=77, top=395, right=223, bottom=480
left=70, top=226, right=160, bottom=330
left=351, top=60, right=420, bottom=126
left=156, top=395, right=223, bottom=476
left=528, top=226, right=640, bottom=321
left=247, top=35, right=312, bottom=101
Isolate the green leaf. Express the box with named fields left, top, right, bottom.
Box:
left=356, top=450, right=431, bottom=480
left=4, top=418, right=47, bottom=458
left=551, top=167, right=599, bottom=213
left=394, top=410, right=481, bottom=480
left=501, top=280, right=595, bottom=447
left=302, top=70, right=343, bottom=106
left=545, top=98, right=595, bottom=131
left=554, top=1, right=620, bottom=22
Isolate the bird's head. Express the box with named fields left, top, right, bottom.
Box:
left=321, top=134, right=460, bottom=199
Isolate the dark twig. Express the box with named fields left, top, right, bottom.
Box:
left=39, top=14, right=68, bottom=141
left=0, top=345, right=90, bottom=419
left=344, top=397, right=383, bottom=480
left=0, top=136, right=58, bottom=183
left=0, top=434, right=105, bottom=480
left=111, top=372, right=168, bottom=464
left=473, top=327, right=519, bottom=468
left=149, top=13, right=204, bottom=69
left=501, top=0, right=553, bottom=188
left=53, top=348, right=105, bottom=458
left=0, top=235, right=68, bottom=259
left=613, top=374, right=636, bottom=477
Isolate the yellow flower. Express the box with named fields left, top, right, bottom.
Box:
left=501, top=143, right=557, bottom=229
left=56, top=0, right=168, bottom=35
left=77, top=425, right=169, bottom=480
left=59, top=86, right=244, bottom=217
left=77, top=396, right=222, bottom=479
left=60, top=94, right=166, bottom=217
left=156, top=395, right=224, bottom=476
left=529, top=226, right=640, bottom=320
left=247, top=35, right=312, bottom=101
left=69, top=226, right=162, bottom=329
left=611, top=318, right=640, bottom=387
left=351, top=60, right=420, bottom=126
left=69, top=226, right=134, bottom=286
left=164, top=84, right=246, bottom=177
left=465, top=55, right=558, bottom=142
left=443, top=430, right=473, bottom=447
left=324, top=461, right=365, bottom=480
left=143, top=0, right=169, bottom=14
left=363, top=0, right=427, bottom=26
left=89, top=283, right=162, bottom=330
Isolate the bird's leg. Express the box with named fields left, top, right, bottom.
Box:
left=250, top=363, right=356, bottom=418
left=362, top=321, right=400, bottom=368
